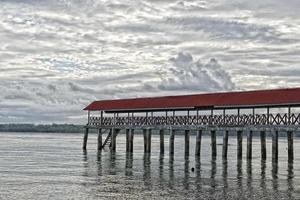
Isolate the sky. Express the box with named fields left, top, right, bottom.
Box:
left=0, top=0, right=300, bottom=124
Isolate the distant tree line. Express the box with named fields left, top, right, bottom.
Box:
left=0, top=124, right=96, bottom=133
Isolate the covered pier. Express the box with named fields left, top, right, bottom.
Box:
left=83, top=88, right=300, bottom=161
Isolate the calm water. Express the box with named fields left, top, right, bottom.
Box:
left=0, top=132, right=300, bottom=199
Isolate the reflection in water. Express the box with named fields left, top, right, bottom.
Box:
left=183, top=158, right=189, bottom=190
left=97, top=152, right=102, bottom=176
left=237, top=159, right=243, bottom=194
left=109, top=152, right=116, bottom=175
left=125, top=153, right=133, bottom=176
left=260, top=159, right=267, bottom=197
left=169, top=155, right=174, bottom=189
left=271, top=160, right=278, bottom=193
left=143, top=153, right=152, bottom=188
left=195, top=156, right=202, bottom=191
left=209, top=159, right=216, bottom=197
left=287, top=162, right=294, bottom=199
left=246, top=159, right=253, bottom=199
left=159, top=154, right=164, bottom=187
left=77, top=136, right=299, bottom=200
left=222, top=159, right=228, bottom=199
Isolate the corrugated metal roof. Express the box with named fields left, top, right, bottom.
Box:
left=84, top=88, right=300, bottom=111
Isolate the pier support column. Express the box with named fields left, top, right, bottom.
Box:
left=143, top=129, right=151, bottom=153
left=126, top=129, right=130, bottom=152
left=211, top=130, right=217, bottom=158
left=111, top=128, right=119, bottom=152
left=195, top=130, right=202, bottom=156
left=260, top=131, right=266, bottom=160
left=287, top=131, right=294, bottom=162
left=169, top=129, right=175, bottom=155
left=222, top=130, right=229, bottom=159
left=83, top=127, right=89, bottom=150
left=160, top=129, right=164, bottom=154
left=237, top=130, right=243, bottom=160
left=247, top=130, right=253, bottom=160
left=126, top=129, right=134, bottom=153
left=97, top=129, right=102, bottom=152
left=272, top=131, right=278, bottom=162
left=185, top=130, right=190, bottom=157
left=129, top=129, right=134, bottom=153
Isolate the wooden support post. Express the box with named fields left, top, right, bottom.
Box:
left=287, top=131, right=294, bottom=162
left=83, top=127, right=89, bottom=150
left=247, top=130, right=253, bottom=160
left=169, top=129, right=175, bottom=155
left=111, top=128, right=118, bottom=152
left=97, top=128, right=102, bottom=151
left=195, top=130, right=202, bottom=156
left=160, top=129, right=164, bottom=154
left=143, top=129, right=147, bottom=152
left=129, top=129, right=134, bottom=153
left=272, top=131, right=278, bottom=162
left=185, top=130, right=190, bottom=157
left=222, top=130, right=229, bottom=159
left=237, top=130, right=243, bottom=160
left=260, top=131, right=266, bottom=160
left=126, top=129, right=130, bottom=152
left=147, top=129, right=151, bottom=153
left=144, top=129, right=151, bottom=153
left=211, top=130, right=217, bottom=158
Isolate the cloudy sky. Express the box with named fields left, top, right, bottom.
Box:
left=0, top=0, right=300, bottom=124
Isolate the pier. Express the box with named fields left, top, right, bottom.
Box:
left=83, top=88, right=300, bottom=162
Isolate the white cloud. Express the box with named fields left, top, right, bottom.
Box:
left=158, top=52, right=235, bottom=92
left=0, top=0, right=299, bottom=123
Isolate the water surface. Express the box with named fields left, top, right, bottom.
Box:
left=0, top=132, right=299, bottom=199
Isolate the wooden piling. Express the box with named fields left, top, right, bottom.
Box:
left=211, top=130, right=217, bottom=158
left=247, top=130, right=253, bottom=160
left=287, top=131, right=294, bottom=162
left=260, top=131, right=266, bottom=160
left=169, top=129, right=175, bottom=155
left=144, top=129, right=151, bottom=153
left=160, top=129, right=164, bottom=154
left=97, top=128, right=102, bottom=151
left=185, top=130, right=190, bottom=157
left=129, top=129, right=134, bottom=153
left=222, top=130, right=229, bottom=159
left=195, top=130, right=202, bottom=156
left=147, top=129, right=151, bottom=153
left=111, top=128, right=118, bottom=152
left=143, top=129, right=147, bottom=152
left=272, top=131, right=278, bottom=162
left=126, top=129, right=130, bottom=152
left=237, top=130, right=243, bottom=160
left=83, top=127, right=89, bottom=150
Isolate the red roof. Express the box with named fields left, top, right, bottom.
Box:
left=84, top=88, right=300, bottom=111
